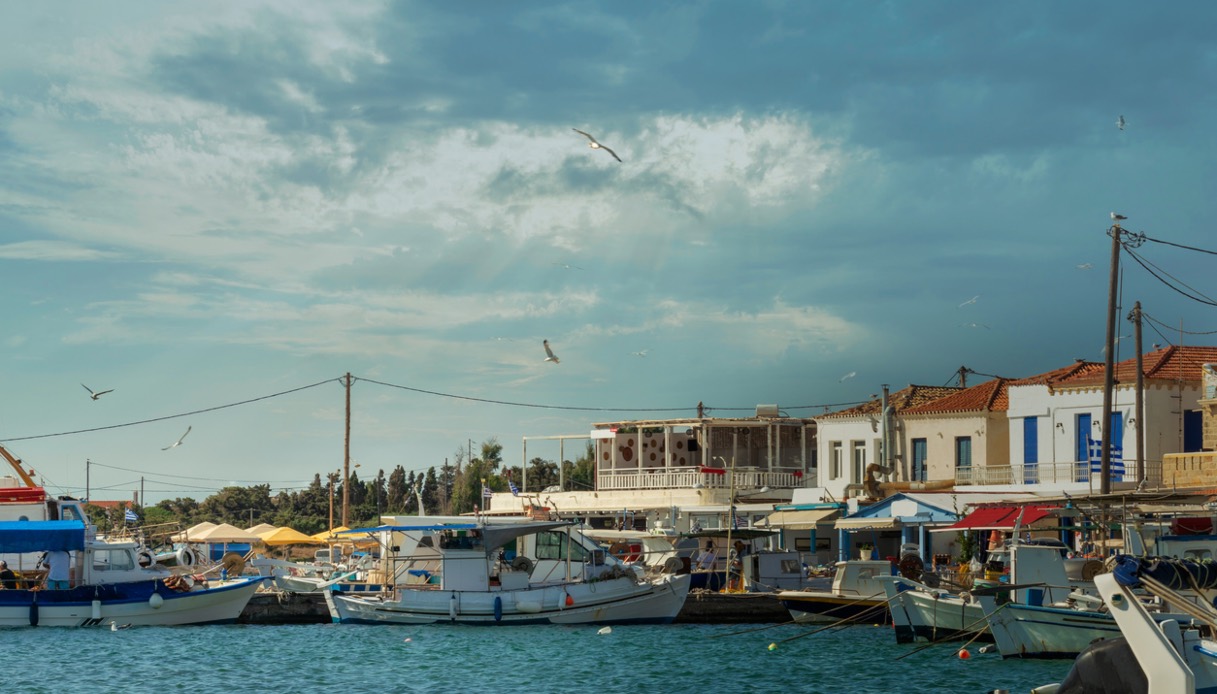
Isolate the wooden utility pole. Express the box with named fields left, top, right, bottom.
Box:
left=1132, top=302, right=1145, bottom=484
left=343, top=372, right=352, bottom=528
left=1100, top=221, right=1124, bottom=495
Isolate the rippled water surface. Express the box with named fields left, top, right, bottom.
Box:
left=4, top=621, right=1071, bottom=693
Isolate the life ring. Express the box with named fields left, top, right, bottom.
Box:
left=175, top=547, right=196, bottom=567
left=136, top=549, right=156, bottom=568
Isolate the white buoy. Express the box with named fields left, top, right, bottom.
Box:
left=91, top=599, right=101, bottom=621
left=149, top=592, right=164, bottom=609
left=597, top=626, right=612, bottom=635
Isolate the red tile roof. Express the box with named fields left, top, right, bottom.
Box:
left=903, top=378, right=1009, bottom=415
left=1054, top=346, right=1217, bottom=388
left=819, top=385, right=963, bottom=418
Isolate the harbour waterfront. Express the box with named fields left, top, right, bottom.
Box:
left=3, top=622, right=1070, bottom=693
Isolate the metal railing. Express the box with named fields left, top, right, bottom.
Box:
left=595, top=468, right=810, bottom=491
left=955, top=460, right=1163, bottom=488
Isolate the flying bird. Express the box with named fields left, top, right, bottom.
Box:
left=162, top=425, right=192, bottom=451
left=1117, top=115, right=1125, bottom=130
left=631, top=349, right=648, bottom=358
left=1111, top=212, right=1127, bottom=223
left=572, top=129, right=622, bottom=163
left=543, top=340, right=560, bottom=364
left=553, top=262, right=583, bottom=271
left=960, top=322, right=990, bottom=330
left=1076, top=263, right=1093, bottom=270
left=958, top=295, right=980, bottom=308
left=82, top=384, right=114, bottom=400
left=839, top=371, right=857, bottom=382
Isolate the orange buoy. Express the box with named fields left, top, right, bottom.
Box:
left=958, top=649, right=971, bottom=660
left=565, top=594, right=574, bottom=607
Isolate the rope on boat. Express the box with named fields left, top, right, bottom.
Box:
left=893, top=604, right=1004, bottom=661
left=770, top=592, right=902, bottom=645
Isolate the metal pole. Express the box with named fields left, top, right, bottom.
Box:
left=86, top=458, right=90, bottom=502
left=1100, top=222, right=1123, bottom=495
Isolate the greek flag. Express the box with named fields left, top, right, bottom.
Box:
left=508, top=478, right=520, bottom=496
left=1088, top=437, right=1125, bottom=481
left=731, top=506, right=746, bottom=529
left=482, top=485, right=493, bottom=499
left=124, top=508, right=138, bottom=522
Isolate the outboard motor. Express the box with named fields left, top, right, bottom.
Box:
left=1055, top=637, right=1148, bottom=694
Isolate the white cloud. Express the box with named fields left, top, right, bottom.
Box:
left=0, top=240, right=123, bottom=262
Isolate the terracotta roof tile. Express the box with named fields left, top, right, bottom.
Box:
left=819, top=385, right=963, bottom=418
left=1054, top=346, right=1217, bottom=387
left=904, top=378, right=1009, bottom=415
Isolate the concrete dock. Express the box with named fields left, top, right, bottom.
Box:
left=238, top=588, right=791, bottom=625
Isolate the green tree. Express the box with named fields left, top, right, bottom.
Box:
left=387, top=465, right=406, bottom=512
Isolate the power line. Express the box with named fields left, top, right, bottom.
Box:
left=1141, top=234, right=1217, bottom=256
left=1122, top=245, right=1217, bottom=307
left=0, top=378, right=340, bottom=442
left=88, top=460, right=313, bottom=485
left=1141, top=312, right=1217, bottom=336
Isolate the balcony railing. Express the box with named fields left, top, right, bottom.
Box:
left=595, top=467, right=810, bottom=491
left=955, top=461, right=1163, bottom=488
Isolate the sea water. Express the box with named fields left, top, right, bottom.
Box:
left=1, top=622, right=1070, bottom=693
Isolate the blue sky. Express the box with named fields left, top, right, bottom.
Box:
left=2, top=2, right=1214, bottom=504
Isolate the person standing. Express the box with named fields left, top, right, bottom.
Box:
left=42, top=549, right=71, bottom=590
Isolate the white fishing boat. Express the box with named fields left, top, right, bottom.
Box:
left=1032, top=556, right=1217, bottom=693
left=775, top=559, right=893, bottom=624
left=0, top=499, right=263, bottom=627
left=976, top=548, right=1198, bottom=660
left=324, top=518, right=690, bottom=625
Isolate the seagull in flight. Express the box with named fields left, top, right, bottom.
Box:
left=1076, top=263, right=1093, bottom=270
left=960, top=322, right=990, bottom=330
left=839, top=371, right=857, bottom=383
left=553, top=262, right=583, bottom=270
left=572, top=129, right=622, bottom=163
left=1111, top=212, right=1127, bottom=223
left=958, top=295, right=980, bottom=308
left=81, top=384, right=114, bottom=400
left=162, top=425, right=192, bottom=451
left=1117, top=115, right=1125, bottom=131
left=543, top=340, right=560, bottom=364
left=631, top=349, right=648, bottom=358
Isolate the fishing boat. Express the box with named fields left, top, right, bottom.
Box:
left=324, top=517, right=691, bottom=625
left=0, top=499, right=263, bottom=627
left=1033, top=557, right=1217, bottom=693
left=774, top=559, right=893, bottom=623
left=976, top=549, right=1198, bottom=660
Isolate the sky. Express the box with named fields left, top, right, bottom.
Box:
left=2, top=2, right=1215, bottom=505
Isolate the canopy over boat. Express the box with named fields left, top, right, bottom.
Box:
left=0, top=520, right=86, bottom=552
left=337, top=521, right=575, bottom=552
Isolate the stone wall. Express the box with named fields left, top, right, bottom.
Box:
left=1162, top=450, right=1217, bottom=489
left=1203, top=397, right=1217, bottom=451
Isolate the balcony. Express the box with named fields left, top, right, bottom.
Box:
left=595, top=467, right=811, bottom=491
left=955, top=460, right=1164, bottom=489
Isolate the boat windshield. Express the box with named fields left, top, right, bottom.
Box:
left=535, top=531, right=593, bottom=562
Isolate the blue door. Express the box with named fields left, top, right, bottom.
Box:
left=1076, top=413, right=1092, bottom=482
left=1109, top=412, right=1124, bottom=482
left=1185, top=410, right=1203, bottom=452
left=912, top=438, right=927, bottom=482
left=1023, top=417, right=1039, bottom=483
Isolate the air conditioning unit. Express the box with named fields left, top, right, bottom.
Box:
left=756, top=404, right=779, bottom=418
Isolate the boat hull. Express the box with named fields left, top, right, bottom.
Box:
left=893, top=589, right=990, bottom=644
left=0, top=577, right=263, bottom=627
left=982, top=598, right=1191, bottom=660
left=777, top=591, right=889, bottom=624
left=325, top=574, right=691, bottom=626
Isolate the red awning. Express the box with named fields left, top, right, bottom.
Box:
left=942, top=505, right=1056, bottom=532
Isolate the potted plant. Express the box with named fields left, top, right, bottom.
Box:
left=858, top=543, right=874, bottom=560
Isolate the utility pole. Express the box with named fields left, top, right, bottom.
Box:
left=1100, top=219, right=1124, bottom=496
left=343, top=372, right=352, bottom=528
left=85, top=459, right=90, bottom=502
left=140, top=477, right=145, bottom=508
left=1131, top=302, right=1145, bottom=485
left=958, top=366, right=968, bottom=388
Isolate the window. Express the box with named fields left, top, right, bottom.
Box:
left=92, top=549, right=135, bottom=572
left=911, top=438, right=927, bottom=482
left=536, top=531, right=591, bottom=562
left=954, top=437, right=972, bottom=469
left=852, top=441, right=866, bottom=483
left=830, top=442, right=843, bottom=480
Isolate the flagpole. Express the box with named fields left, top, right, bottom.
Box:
left=724, top=455, right=735, bottom=593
